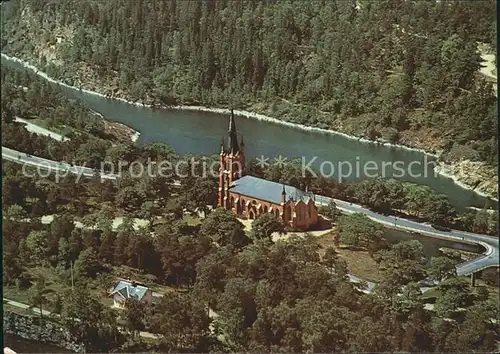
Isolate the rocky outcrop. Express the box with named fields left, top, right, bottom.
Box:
left=435, top=160, right=498, bottom=199
left=3, top=311, right=82, bottom=352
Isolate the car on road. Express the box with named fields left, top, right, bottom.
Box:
left=431, top=224, right=451, bottom=232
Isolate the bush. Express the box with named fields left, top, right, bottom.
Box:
left=480, top=267, right=499, bottom=287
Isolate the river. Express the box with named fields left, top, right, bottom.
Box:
left=384, top=228, right=483, bottom=261
left=0, top=42, right=494, bottom=352
left=1, top=56, right=497, bottom=212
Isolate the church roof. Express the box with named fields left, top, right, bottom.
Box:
left=229, top=175, right=314, bottom=205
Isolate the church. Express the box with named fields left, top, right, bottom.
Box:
left=218, top=110, right=319, bottom=230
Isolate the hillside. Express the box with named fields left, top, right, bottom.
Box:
left=1, top=0, right=498, bottom=196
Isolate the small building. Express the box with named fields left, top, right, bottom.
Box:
left=109, top=279, right=152, bottom=309
left=218, top=110, right=320, bottom=230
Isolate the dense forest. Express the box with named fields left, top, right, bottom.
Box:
left=1, top=63, right=497, bottom=235
left=2, top=52, right=499, bottom=352
left=1, top=0, right=497, bottom=169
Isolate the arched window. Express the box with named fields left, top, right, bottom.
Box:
left=230, top=196, right=235, bottom=209
left=241, top=199, right=246, bottom=211
left=275, top=209, right=280, bottom=218
left=264, top=205, right=268, bottom=213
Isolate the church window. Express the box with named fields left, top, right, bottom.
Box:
left=286, top=206, right=292, bottom=221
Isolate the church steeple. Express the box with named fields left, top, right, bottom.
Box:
left=218, top=108, right=245, bottom=208
left=228, top=109, right=239, bottom=154
left=220, top=138, right=225, bottom=154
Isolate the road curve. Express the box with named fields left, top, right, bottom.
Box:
left=315, top=195, right=499, bottom=276
left=3, top=146, right=498, bottom=276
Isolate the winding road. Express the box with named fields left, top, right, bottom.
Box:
left=2, top=146, right=498, bottom=277
left=314, top=196, right=498, bottom=276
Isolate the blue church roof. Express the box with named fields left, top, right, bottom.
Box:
left=229, top=175, right=314, bottom=205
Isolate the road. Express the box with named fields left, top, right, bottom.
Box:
left=2, top=146, right=118, bottom=180
left=315, top=195, right=499, bottom=276
left=3, top=297, right=158, bottom=339
left=9, top=214, right=151, bottom=231
left=13, top=117, right=69, bottom=142
left=2, top=146, right=498, bottom=276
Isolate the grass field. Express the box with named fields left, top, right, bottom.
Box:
left=316, top=232, right=385, bottom=282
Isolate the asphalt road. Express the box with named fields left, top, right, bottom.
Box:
left=3, top=146, right=498, bottom=276
left=2, top=146, right=118, bottom=180
left=315, top=195, right=499, bottom=276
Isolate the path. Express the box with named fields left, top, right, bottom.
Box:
left=34, top=215, right=150, bottom=231
left=3, top=297, right=158, bottom=339
left=3, top=214, right=150, bottom=232
left=13, top=117, right=69, bottom=142
left=4, top=298, right=51, bottom=317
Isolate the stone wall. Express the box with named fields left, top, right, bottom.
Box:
left=3, top=311, right=82, bottom=352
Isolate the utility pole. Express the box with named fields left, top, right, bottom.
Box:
left=70, top=261, right=74, bottom=291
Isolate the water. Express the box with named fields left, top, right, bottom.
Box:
left=3, top=333, right=72, bottom=353
left=1, top=56, right=497, bottom=212
left=384, top=228, right=483, bottom=262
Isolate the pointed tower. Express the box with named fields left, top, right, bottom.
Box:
left=228, top=109, right=239, bottom=155
left=218, top=138, right=226, bottom=207
left=240, top=134, right=245, bottom=152
left=218, top=109, right=246, bottom=208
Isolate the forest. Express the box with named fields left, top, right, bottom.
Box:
left=1, top=1, right=499, bottom=351
left=2, top=61, right=499, bottom=352
left=0, top=0, right=497, bottom=168
left=1, top=63, right=497, bottom=235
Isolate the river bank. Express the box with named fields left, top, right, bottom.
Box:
left=1, top=52, right=497, bottom=200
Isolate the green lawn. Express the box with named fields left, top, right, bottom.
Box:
left=183, top=214, right=202, bottom=226
left=316, top=232, right=385, bottom=283
left=4, top=286, right=32, bottom=304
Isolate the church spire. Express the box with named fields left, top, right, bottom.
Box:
left=220, top=138, right=225, bottom=154
left=228, top=109, right=239, bottom=154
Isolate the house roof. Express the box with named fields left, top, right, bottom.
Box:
left=229, top=175, right=314, bottom=205
left=110, top=280, right=149, bottom=301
